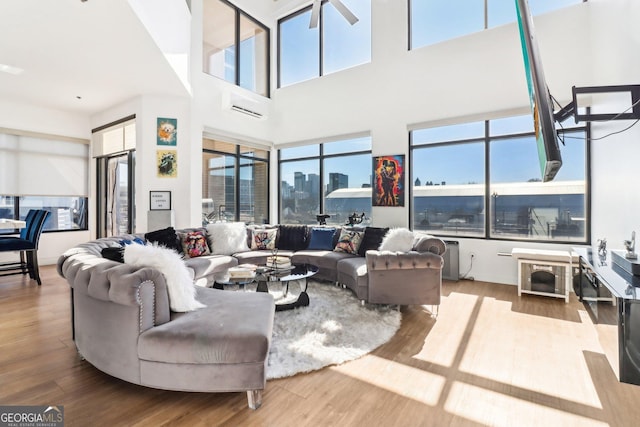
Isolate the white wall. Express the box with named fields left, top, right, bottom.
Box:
left=0, top=99, right=89, bottom=139
left=91, top=95, right=194, bottom=232
left=189, top=0, right=273, bottom=144
left=588, top=0, right=640, bottom=251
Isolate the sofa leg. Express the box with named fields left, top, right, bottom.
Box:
left=247, top=389, right=262, bottom=410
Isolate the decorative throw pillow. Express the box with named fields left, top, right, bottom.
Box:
left=179, top=230, right=211, bottom=258
left=144, top=227, right=182, bottom=254
left=118, top=237, right=145, bottom=246
left=307, top=227, right=337, bottom=251
left=334, top=228, right=364, bottom=255
left=378, top=228, right=414, bottom=252
left=206, top=222, right=249, bottom=255
left=358, top=226, right=389, bottom=256
left=246, top=224, right=279, bottom=248
left=277, top=224, right=309, bottom=251
left=251, top=228, right=278, bottom=250
left=101, top=247, right=125, bottom=263
left=123, top=243, right=205, bottom=312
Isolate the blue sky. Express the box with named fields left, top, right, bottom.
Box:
left=280, top=0, right=371, bottom=87
left=411, top=0, right=583, bottom=48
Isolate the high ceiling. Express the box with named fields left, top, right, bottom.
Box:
left=0, top=0, right=189, bottom=115
left=0, top=0, right=311, bottom=116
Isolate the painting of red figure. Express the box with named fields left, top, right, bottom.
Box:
left=372, top=155, right=405, bottom=207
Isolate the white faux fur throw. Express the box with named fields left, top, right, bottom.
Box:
left=123, top=243, right=205, bottom=312
left=378, top=227, right=414, bottom=252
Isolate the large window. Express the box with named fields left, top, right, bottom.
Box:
left=279, top=137, right=372, bottom=225
left=410, top=0, right=585, bottom=49
left=203, top=139, right=269, bottom=225
left=0, top=129, right=89, bottom=233
left=0, top=196, right=87, bottom=233
left=411, top=115, right=589, bottom=243
left=203, top=0, right=269, bottom=97
left=279, top=0, right=371, bottom=87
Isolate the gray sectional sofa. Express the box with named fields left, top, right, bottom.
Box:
left=234, top=224, right=447, bottom=305
left=56, top=224, right=446, bottom=409
left=57, top=234, right=274, bottom=410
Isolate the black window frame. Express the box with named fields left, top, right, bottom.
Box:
left=204, top=0, right=271, bottom=97
left=409, top=117, right=591, bottom=245
left=277, top=0, right=371, bottom=88
left=278, top=140, right=372, bottom=224
left=0, top=196, right=89, bottom=235
left=203, top=144, right=271, bottom=224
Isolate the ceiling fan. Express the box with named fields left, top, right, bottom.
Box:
left=309, top=0, right=359, bottom=29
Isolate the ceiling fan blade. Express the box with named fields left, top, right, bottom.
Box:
left=309, top=0, right=321, bottom=29
left=328, top=0, right=359, bottom=25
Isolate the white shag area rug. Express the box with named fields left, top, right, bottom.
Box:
left=261, top=280, right=402, bottom=379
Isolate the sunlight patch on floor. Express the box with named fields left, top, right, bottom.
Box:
left=412, top=292, right=479, bottom=368
left=333, top=355, right=446, bottom=406
left=453, top=294, right=605, bottom=408
left=444, top=381, right=609, bottom=427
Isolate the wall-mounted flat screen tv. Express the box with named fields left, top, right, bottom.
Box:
left=515, top=0, right=562, bottom=182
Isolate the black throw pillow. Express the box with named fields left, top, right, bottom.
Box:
left=358, top=226, right=390, bottom=257
left=101, top=247, right=125, bottom=263
left=277, top=225, right=309, bottom=251
left=144, top=227, right=182, bottom=254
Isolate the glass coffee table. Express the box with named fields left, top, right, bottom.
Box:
left=212, top=276, right=255, bottom=291
left=255, top=263, right=319, bottom=311
left=216, top=263, right=318, bottom=311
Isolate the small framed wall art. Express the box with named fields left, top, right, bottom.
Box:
left=150, top=191, right=171, bottom=210
left=157, top=117, right=177, bottom=146
left=157, top=149, right=177, bottom=178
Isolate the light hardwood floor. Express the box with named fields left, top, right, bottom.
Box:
left=2, top=266, right=640, bottom=426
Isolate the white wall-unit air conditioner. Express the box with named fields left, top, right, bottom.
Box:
left=224, top=91, right=268, bottom=119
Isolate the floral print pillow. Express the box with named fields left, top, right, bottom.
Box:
left=333, top=228, right=364, bottom=255
left=180, top=230, right=211, bottom=258
left=251, top=228, right=278, bottom=250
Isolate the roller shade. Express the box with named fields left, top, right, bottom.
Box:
left=0, top=131, right=89, bottom=197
